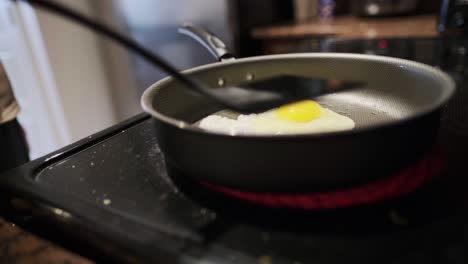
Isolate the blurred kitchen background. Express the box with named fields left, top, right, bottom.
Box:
left=0, top=0, right=459, bottom=158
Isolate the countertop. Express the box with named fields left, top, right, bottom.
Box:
left=0, top=218, right=92, bottom=263
left=252, top=15, right=438, bottom=39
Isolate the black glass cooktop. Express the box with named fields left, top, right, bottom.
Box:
left=0, top=37, right=467, bottom=263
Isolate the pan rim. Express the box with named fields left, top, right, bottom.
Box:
left=141, top=52, right=455, bottom=139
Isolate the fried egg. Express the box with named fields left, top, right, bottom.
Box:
left=198, top=100, right=355, bottom=135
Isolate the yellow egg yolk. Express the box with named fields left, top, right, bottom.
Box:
left=275, top=100, right=321, bottom=122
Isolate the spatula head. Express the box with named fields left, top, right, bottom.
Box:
left=210, top=75, right=365, bottom=113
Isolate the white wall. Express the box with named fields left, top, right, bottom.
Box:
left=35, top=0, right=118, bottom=141
left=95, top=1, right=141, bottom=121
left=0, top=1, right=71, bottom=158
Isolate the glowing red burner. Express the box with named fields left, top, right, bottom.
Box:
left=201, top=150, right=444, bottom=209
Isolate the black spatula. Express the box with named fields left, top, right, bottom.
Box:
left=216, top=75, right=364, bottom=113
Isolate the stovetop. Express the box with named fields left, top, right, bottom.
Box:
left=0, top=37, right=467, bottom=263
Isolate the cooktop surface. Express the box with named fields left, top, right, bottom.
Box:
left=0, top=37, right=467, bottom=263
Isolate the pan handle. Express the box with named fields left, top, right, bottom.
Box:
left=178, top=23, right=235, bottom=62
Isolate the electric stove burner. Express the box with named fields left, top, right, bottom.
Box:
left=200, top=150, right=444, bottom=210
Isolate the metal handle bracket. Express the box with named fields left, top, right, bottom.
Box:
left=178, top=23, right=235, bottom=62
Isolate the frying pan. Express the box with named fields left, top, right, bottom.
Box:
left=141, top=25, right=455, bottom=192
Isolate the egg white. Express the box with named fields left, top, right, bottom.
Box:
left=198, top=105, right=355, bottom=135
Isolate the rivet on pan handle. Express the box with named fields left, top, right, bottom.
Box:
left=178, top=23, right=236, bottom=62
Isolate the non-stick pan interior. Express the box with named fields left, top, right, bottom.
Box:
left=144, top=54, right=453, bottom=130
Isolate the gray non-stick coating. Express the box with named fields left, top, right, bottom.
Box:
left=141, top=53, right=455, bottom=191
